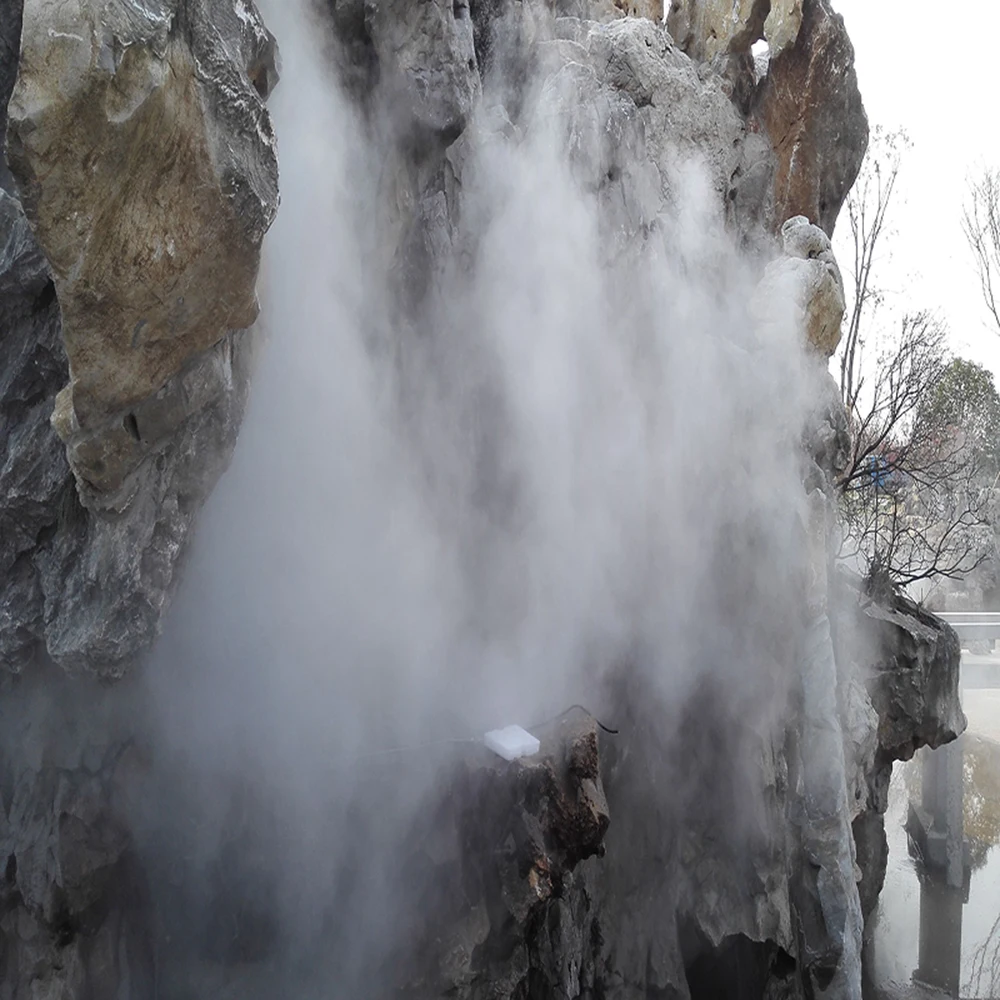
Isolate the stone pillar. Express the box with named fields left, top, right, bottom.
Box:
left=916, top=878, right=963, bottom=996
left=920, top=737, right=965, bottom=890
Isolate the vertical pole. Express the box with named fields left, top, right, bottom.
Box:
left=916, top=878, right=964, bottom=996
left=920, top=739, right=965, bottom=889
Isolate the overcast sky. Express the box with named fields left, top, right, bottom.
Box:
left=832, top=0, right=1000, bottom=379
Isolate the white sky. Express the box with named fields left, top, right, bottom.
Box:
left=832, top=0, right=1000, bottom=379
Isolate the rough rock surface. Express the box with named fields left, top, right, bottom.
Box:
left=0, top=674, right=153, bottom=999
left=0, top=180, right=258, bottom=676
left=666, top=0, right=867, bottom=237
left=831, top=578, right=965, bottom=990
left=0, top=0, right=277, bottom=676
left=612, top=0, right=664, bottom=18
left=764, top=0, right=804, bottom=57
left=366, top=0, right=481, bottom=138
left=667, top=0, right=770, bottom=61
left=8, top=0, right=279, bottom=504
left=0, top=0, right=19, bottom=190
left=752, top=0, right=868, bottom=236
left=754, top=215, right=846, bottom=357
left=0, top=2, right=966, bottom=1000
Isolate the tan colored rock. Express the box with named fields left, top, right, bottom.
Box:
left=763, top=0, right=803, bottom=56
left=665, top=2, right=862, bottom=238
left=7, top=0, right=280, bottom=485
left=667, top=0, right=767, bottom=61
left=754, top=215, right=846, bottom=358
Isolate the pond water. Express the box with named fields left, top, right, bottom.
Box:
left=869, top=686, right=1000, bottom=999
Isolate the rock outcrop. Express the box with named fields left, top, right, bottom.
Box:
left=666, top=0, right=868, bottom=237
left=8, top=0, right=279, bottom=505
left=0, top=673, right=154, bottom=999
left=0, top=0, right=19, bottom=190
left=366, top=0, right=480, bottom=138
left=753, top=0, right=868, bottom=236
left=754, top=215, right=847, bottom=357
left=0, top=2, right=966, bottom=1000
left=831, top=576, right=966, bottom=927
left=667, top=0, right=770, bottom=62
left=0, top=0, right=279, bottom=676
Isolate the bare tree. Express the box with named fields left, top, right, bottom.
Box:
left=835, top=131, right=993, bottom=591
left=839, top=127, right=909, bottom=416
left=837, top=314, right=992, bottom=590
left=968, top=913, right=1000, bottom=1000
left=964, top=167, right=1000, bottom=335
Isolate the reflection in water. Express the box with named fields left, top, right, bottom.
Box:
left=964, top=735, right=1000, bottom=872
left=916, top=880, right=963, bottom=994
left=872, top=721, right=1000, bottom=999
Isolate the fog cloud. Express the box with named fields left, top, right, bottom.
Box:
left=135, top=1, right=827, bottom=991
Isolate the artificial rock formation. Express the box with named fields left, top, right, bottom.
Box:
left=0, top=0, right=279, bottom=676
left=0, top=2, right=967, bottom=1000
left=365, top=0, right=481, bottom=137
left=754, top=215, right=847, bottom=357
left=8, top=0, right=279, bottom=507
left=832, top=577, right=966, bottom=926
left=668, top=0, right=801, bottom=61
left=667, top=0, right=768, bottom=61
left=667, top=0, right=867, bottom=237
left=753, top=0, right=868, bottom=236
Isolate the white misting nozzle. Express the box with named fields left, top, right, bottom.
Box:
left=484, top=725, right=540, bottom=761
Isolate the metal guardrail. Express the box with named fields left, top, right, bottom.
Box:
left=936, top=612, right=1000, bottom=641
left=931, top=614, right=1000, bottom=688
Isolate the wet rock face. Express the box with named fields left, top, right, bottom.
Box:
left=0, top=190, right=66, bottom=673
left=439, top=720, right=611, bottom=995
left=365, top=8, right=775, bottom=315
left=120, top=717, right=609, bottom=999
left=0, top=0, right=20, bottom=189
left=861, top=594, right=965, bottom=772
left=7, top=0, right=279, bottom=503
left=0, top=674, right=155, bottom=999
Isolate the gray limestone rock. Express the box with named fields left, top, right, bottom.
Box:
left=0, top=0, right=20, bottom=190
left=0, top=673, right=155, bottom=999
left=831, top=573, right=965, bottom=934
left=365, top=0, right=481, bottom=138
left=861, top=594, right=965, bottom=770
left=0, top=189, right=67, bottom=673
